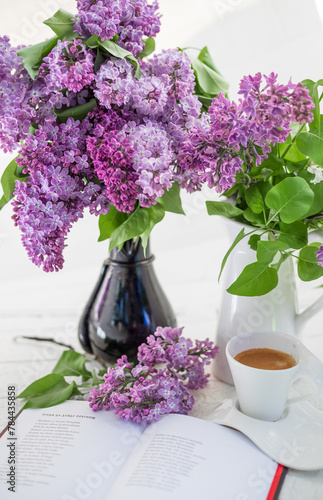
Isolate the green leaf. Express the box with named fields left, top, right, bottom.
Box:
left=197, top=46, right=220, bottom=73
left=227, top=262, right=278, bottom=296
left=285, top=159, right=309, bottom=173
left=248, top=234, right=261, bottom=251
left=316, top=114, right=323, bottom=138
left=85, top=34, right=100, bottom=49
left=1, top=157, right=19, bottom=201
left=296, top=132, right=323, bottom=166
left=98, top=207, right=128, bottom=242
left=137, top=37, right=155, bottom=59
left=85, top=35, right=142, bottom=78
left=298, top=243, right=323, bottom=281
left=280, top=142, right=307, bottom=163
left=99, top=39, right=132, bottom=57
left=265, top=177, right=314, bottom=223
left=54, top=98, right=97, bottom=122
left=18, top=372, right=81, bottom=409
left=94, top=48, right=106, bottom=73
left=256, top=181, right=273, bottom=200
left=109, top=206, right=149, bottom=250
left=190, top=57, right=229, bottom=95
left=0, top=195, right=7, bottom=210
left=28, top=123, right=39, bottom=136
left=245, top=185, right=264, bottom=214
left=23, top=380, right=80, bottom=410
left=260, top=168, right=274, bottom=181
left=52, top=350, right=91, bottom=380
left=140, top=203, right=165, bottom=250
left=17, top=37, right=59, bottom=79
left=43, top=9, right=76, bottom=39
left=278, top=221, right=308, bottom=249
left=298, top=170, right=323, bottom=217
left=91, top=370, right=104, bottom=387
left=256, top=240, right=289, bottom=265
left=99, top=39, right=141, bottom=79
left=302, top=79, right=323, bottom=131
left=218, top=227, right=246, bottom=281
left=157, top=182, right=185, bottom=215
left=0, top=156, right=28, bottom=210
left=17, top=373, right=64, bottom=399
left=243, top=208, right=264, bottom=225
left=206, top=200, right=243, bottom=218
left=196, top=95, right=213, bottom=107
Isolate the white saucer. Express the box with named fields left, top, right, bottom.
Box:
left=192, top=344, right=323, bottom=470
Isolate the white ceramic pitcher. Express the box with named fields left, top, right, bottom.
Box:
left=213, top=221, right=323, bottom=384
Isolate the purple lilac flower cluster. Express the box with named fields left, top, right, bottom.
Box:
left=177, top=72, right=315, bottom=193
left=87, top=125, right=138, bottom=213
left=5, top=31, right=201, bottom=271
left=94, top=49, right=202, bottom=149
left=0, top=35, right=91, bottom=156
left=41, top=39, right=95, bottom=93
left=0, top=36, right=35, bottom=153
left=87, top=118, right=175, bottom=211
left=94, top=58, right=135, bottom=109
left=89, top=49, right=201, bottom=209
left=74, top=0, right=161, bottom=56
left=88, top=326, right=219, bottom=423
left=12, top=118, right=110, bottom=271
left=145, top=49, right=204, bottom=150
left=91, top=49, right=202, bottom=207
left=125, top=120, right=174, bottom=206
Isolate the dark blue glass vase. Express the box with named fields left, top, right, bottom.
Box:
left=78, top=239, right=176, bottom=365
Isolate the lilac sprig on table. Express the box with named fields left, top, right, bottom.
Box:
left=88, top=326, right=219, bottom=423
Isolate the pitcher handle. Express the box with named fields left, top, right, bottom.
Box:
left=295, top=293, right=323, bottom=333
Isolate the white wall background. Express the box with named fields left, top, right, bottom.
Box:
left=0, top=0, right=323, bottom=345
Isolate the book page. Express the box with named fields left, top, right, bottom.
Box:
left=0, top=400, right=144, bottom=500
left=108, top=413, right=278, bottom=500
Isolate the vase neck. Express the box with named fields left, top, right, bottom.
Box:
left=108, top=238, right=152, bottom=264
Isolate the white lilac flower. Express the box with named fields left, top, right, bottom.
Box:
left=307, top=163, right=323, bottom=184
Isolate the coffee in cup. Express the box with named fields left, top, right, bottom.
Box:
left=234, top=348, right=296, bottom=370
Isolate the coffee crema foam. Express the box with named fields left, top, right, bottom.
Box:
left=234, top=348, right=296, bottom=370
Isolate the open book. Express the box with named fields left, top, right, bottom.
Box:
left=0, top=400, right=284, bottom=500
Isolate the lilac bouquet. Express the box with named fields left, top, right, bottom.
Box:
left=88, top=326, right=218, bottom=423
left=0, top=3, right=227, bottom=272
left=1, top=2, right=322, bottom=298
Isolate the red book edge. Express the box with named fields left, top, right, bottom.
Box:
left=266, top=464, right=288, bottom=500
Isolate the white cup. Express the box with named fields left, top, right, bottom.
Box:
left=226, top=331, right=303, bottom=421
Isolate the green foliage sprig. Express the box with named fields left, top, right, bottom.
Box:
left=17, top=350, right=104, bottom=409
left=207, top=79, right=323, bottom=296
